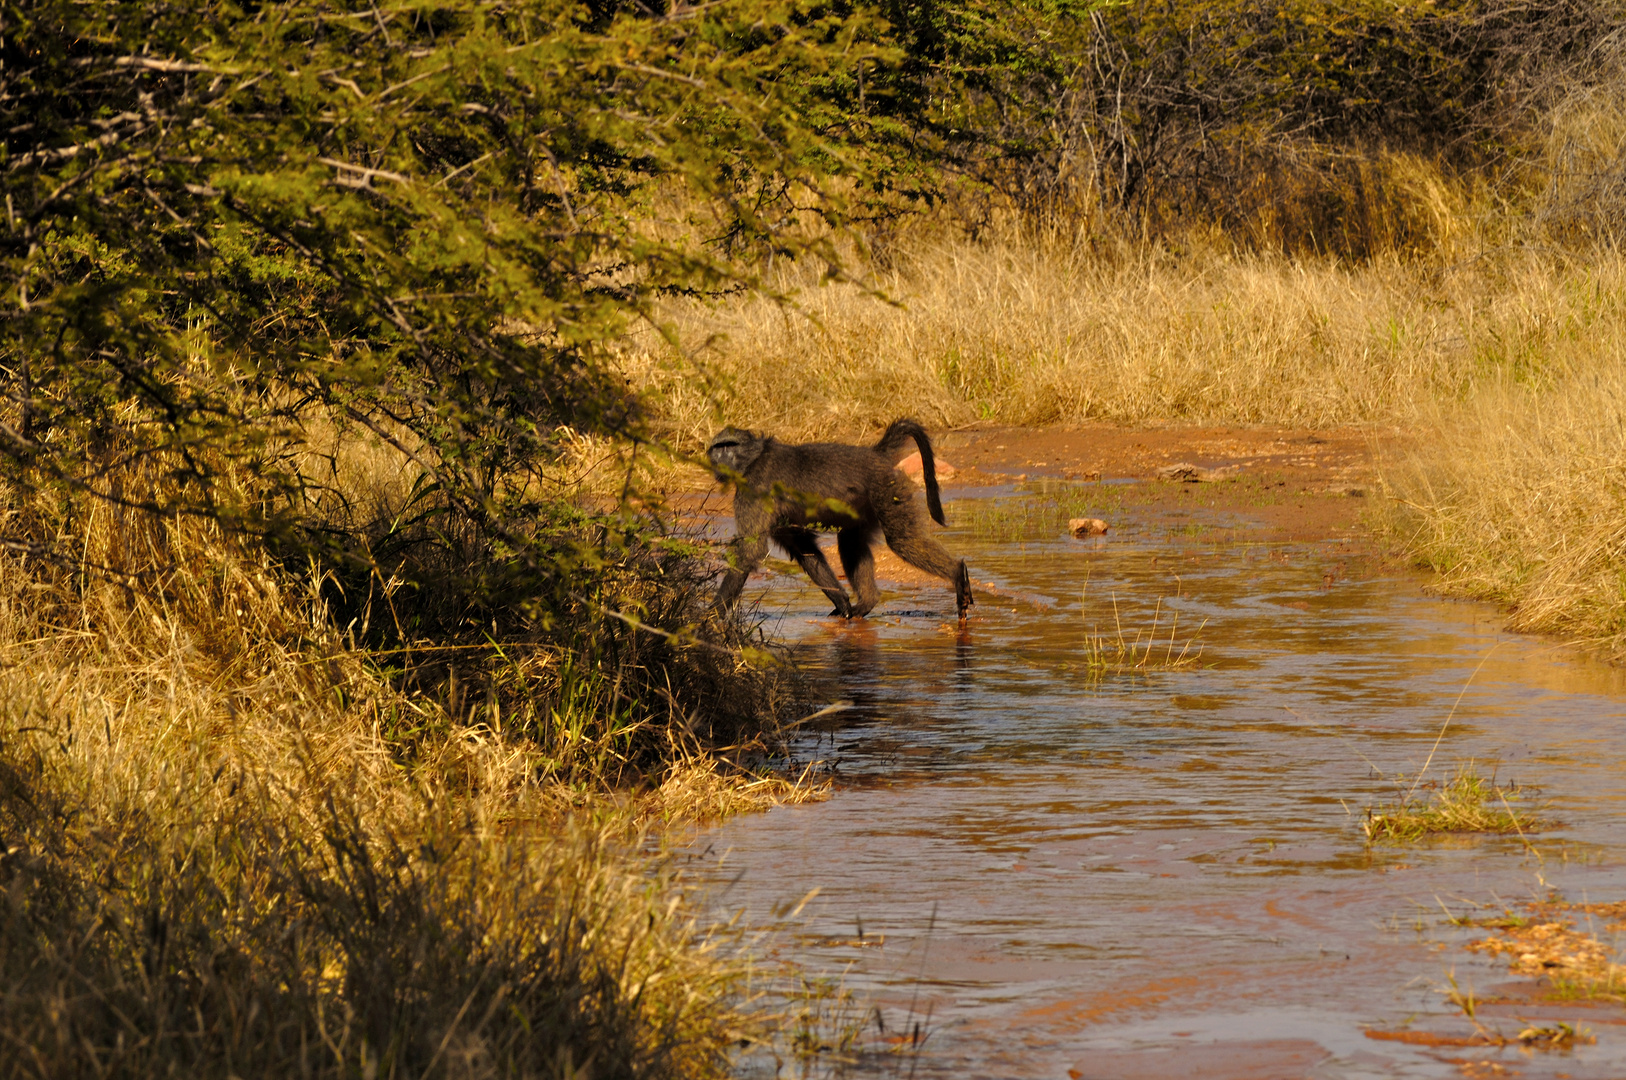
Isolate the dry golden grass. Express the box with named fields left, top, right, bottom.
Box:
left=1379, top=353, right=1626, bottom=656
left=0, top=484, right=823, bottom=1078
left=621, top=230, right=1626, bottom=453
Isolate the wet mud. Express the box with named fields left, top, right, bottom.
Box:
left=690, top=438, right=1626, bottom=1079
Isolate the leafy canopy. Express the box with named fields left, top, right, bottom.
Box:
left=1, top=0, right=908, bottom=618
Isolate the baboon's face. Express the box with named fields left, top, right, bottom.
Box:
left=706, top=427, right=762, bottom=480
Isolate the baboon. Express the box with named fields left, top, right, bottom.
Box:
left=708, top=418, right=974, bottom=621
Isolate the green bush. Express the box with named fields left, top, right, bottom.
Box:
left=0, top=0, right=909, bottom=623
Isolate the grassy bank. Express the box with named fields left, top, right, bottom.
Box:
left=0, top=490, right=821, bottom=1078
left=1378, top=356, right=1626, bottom=657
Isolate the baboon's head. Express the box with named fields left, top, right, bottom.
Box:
left=706, top=426, right=763, bottom=481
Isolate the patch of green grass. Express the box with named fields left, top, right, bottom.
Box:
left=1545, top=972, right=1626, bottom=1002
left=961, top=482, right=1127, bottom=543
left=1364, top=764, right=1543, bottom=844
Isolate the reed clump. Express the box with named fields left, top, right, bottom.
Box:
left=1076, top=590, right=1206, bottom=680
left=1364, top=765, right=1543, bottom=844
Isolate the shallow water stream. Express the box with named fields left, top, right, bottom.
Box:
left=695, top=486, right=1626, bottom=1079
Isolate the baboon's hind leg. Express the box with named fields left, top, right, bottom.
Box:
left=877, top=501, right=974, bottom=620
left=837, top=527, right=879, bottom=617
left=951, top=559, right=973, bottom=620
left=773, top=527, right=852, bottom=617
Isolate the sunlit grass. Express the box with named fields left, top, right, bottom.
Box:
left=627, top=223, right=1626, bottom=452
left=1075, top=585, right=1206, bottom=678
left=0, top=473, right=810, bottom=1077
left=1379, top=351, right=1626, bottom=660
left=1364, top=764, right=1543, bottom=843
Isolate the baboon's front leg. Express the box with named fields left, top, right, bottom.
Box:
left=714, top=532, right=769, bottom=615
left=837, top=527, right=879, bottom=617
left=774, top=527, right=852, bottom=617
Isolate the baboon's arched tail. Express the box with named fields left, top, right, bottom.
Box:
left=875, top=418, right=946, bottom=526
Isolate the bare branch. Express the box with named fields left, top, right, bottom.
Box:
left=317, top=157, right=411, bottom=187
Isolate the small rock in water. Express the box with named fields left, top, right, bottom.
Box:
left=1069, top=517, right=1109, bottom=537
left=896, top=451, right=957, bottom=479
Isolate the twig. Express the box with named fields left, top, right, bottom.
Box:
left=317, top=157, right=411, bottom=187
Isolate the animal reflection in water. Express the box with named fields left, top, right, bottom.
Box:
left=707, top=419, right=973, bottom=622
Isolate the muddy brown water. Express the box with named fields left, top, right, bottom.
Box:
left=693, top=484, right=1626, bottom=1079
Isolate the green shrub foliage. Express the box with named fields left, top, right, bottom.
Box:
left=0, top=0, right=909, bottom=626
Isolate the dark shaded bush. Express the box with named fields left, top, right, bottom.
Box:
left=903, top=0, right=1625, bottom=254
left=0, top=719, right=738, bottom=1080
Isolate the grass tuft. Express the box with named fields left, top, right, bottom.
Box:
left=1075, top=586, right=1206, bottom=679
left=1363, top=764, right=1543, bottom=843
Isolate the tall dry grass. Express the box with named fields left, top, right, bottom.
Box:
left=1379, top=353, right=1626, bottom=657
left=627, top=235, right=1626, bottom=445
left=0, top=481, right=813, bottom=1078
left=1373, top=73, right=1626, bottom=658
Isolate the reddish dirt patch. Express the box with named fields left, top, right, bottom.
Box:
left=936, top=423, right=1379, bottom=545
left=1365, top=1029, right=1500, bottom=1048
left=937, top=423, right=1372, bottom=485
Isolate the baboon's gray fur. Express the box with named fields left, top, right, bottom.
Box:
left=707, top=418, right=973, bottom=621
